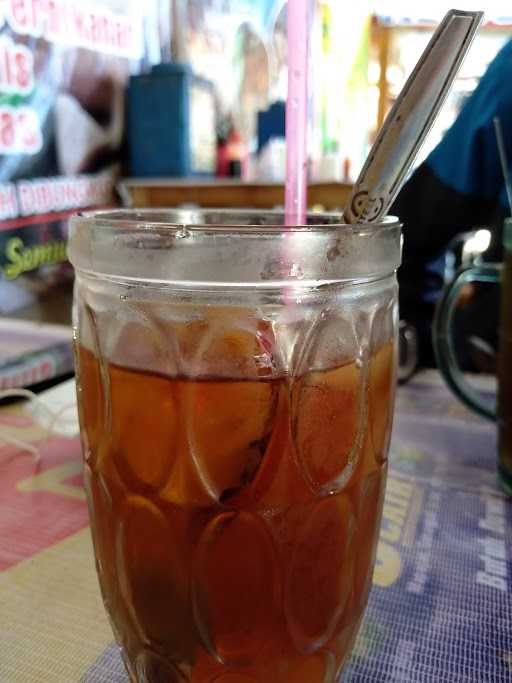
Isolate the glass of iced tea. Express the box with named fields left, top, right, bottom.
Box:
left=433, top=217, right=512, bottom=496
left=69, top=209, right=401, bottom=682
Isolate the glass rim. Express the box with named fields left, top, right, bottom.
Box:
left=69, top=208, right=402, bottom=286
left=73, top=208, right=401, bottom=235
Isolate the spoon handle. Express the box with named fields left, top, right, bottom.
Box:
left=344, top=9, right=483, bottom=224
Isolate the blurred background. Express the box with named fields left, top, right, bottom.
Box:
left=0, top=0, right=510, bottom=325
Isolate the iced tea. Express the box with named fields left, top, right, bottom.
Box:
left=77, top=331, right=395, bottom=683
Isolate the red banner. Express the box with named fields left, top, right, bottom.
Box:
left=0, top=0, right=169, bottom=314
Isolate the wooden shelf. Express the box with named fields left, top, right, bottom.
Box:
left=121, top=179, right=353, bottom=212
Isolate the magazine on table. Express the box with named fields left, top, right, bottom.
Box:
left=0, top=318, right=73, bottom=390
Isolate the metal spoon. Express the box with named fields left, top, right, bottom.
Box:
left=343, top=9, right=483, bottom=224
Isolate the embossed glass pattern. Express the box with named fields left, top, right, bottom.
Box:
left=69, top=209, right=401, bottom=683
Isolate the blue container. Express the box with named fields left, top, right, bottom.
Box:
left=127, top=63, right=216, bottom=177
left=257, top=101, right=286, bottom=154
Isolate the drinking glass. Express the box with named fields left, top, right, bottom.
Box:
left=433, top=217, right=512, bottom=496
left=69, top=209, right=401, bottom=682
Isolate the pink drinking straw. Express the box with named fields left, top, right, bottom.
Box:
left=285, top=0, right=310, bottom=226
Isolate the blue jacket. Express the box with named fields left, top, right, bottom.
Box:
left=391, top=38, right=512, bottom=363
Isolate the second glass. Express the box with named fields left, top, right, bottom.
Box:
left=69, top=209, right=401, bottom=682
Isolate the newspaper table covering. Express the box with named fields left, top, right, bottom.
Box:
left=0, top=371, right=510, bottom=682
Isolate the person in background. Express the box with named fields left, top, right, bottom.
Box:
left=391, top=38, right=512, bottom=374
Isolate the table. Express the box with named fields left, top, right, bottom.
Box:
left=0, top=372, right=510, bottom=682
